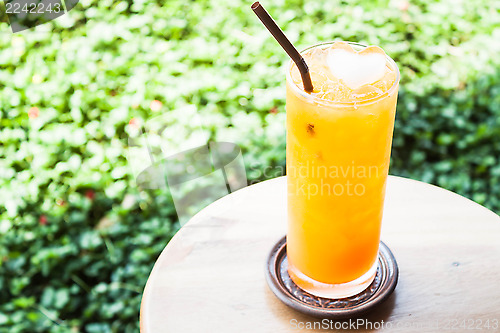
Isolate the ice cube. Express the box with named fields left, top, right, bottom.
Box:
left=351, top=85, right=384, bottom=99
left=326, top=43, right=387, bottom=90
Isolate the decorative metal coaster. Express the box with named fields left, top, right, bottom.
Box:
left=265, top=236, right=398, bottom=319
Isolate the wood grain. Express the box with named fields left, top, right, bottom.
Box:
left=140, top=176, right=500, bottom=332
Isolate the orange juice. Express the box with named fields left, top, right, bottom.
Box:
left=286, top=42, right=399, bottom=298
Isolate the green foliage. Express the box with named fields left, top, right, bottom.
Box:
left=0, top=0, right=499, bottom=331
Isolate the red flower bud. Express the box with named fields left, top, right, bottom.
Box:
left=85, top=190, right=95, bottom=200
left=28, top=107, right=39, bottom=119
left=39, top=215, right=48, bottom=225
left=149, top=100, right=163, bottom=112
left=128, top=118, right=140, bottom=129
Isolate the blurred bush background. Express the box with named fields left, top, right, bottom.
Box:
left=0, top=0, right=499, bottom=331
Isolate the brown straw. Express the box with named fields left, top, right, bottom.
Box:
left=251, top=2, right=314, bottom=93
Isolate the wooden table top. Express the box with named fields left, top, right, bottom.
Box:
left=140, top=176, right=500, bottom=332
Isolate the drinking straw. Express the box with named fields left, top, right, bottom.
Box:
left=251, top=2, right=314, bottom=93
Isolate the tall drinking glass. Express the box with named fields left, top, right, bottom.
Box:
left=286, top=42, right=400, bottom=298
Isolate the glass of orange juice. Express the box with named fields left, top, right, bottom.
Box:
left=286, top=41, right=400, bottom=298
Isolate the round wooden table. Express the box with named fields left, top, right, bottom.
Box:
left=140, top=176, right=500, bottom=332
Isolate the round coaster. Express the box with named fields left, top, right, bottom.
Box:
left=265, top=236, right=398, bottom=319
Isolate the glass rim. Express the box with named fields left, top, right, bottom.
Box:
left=286, top=41, right=400, bottom=107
